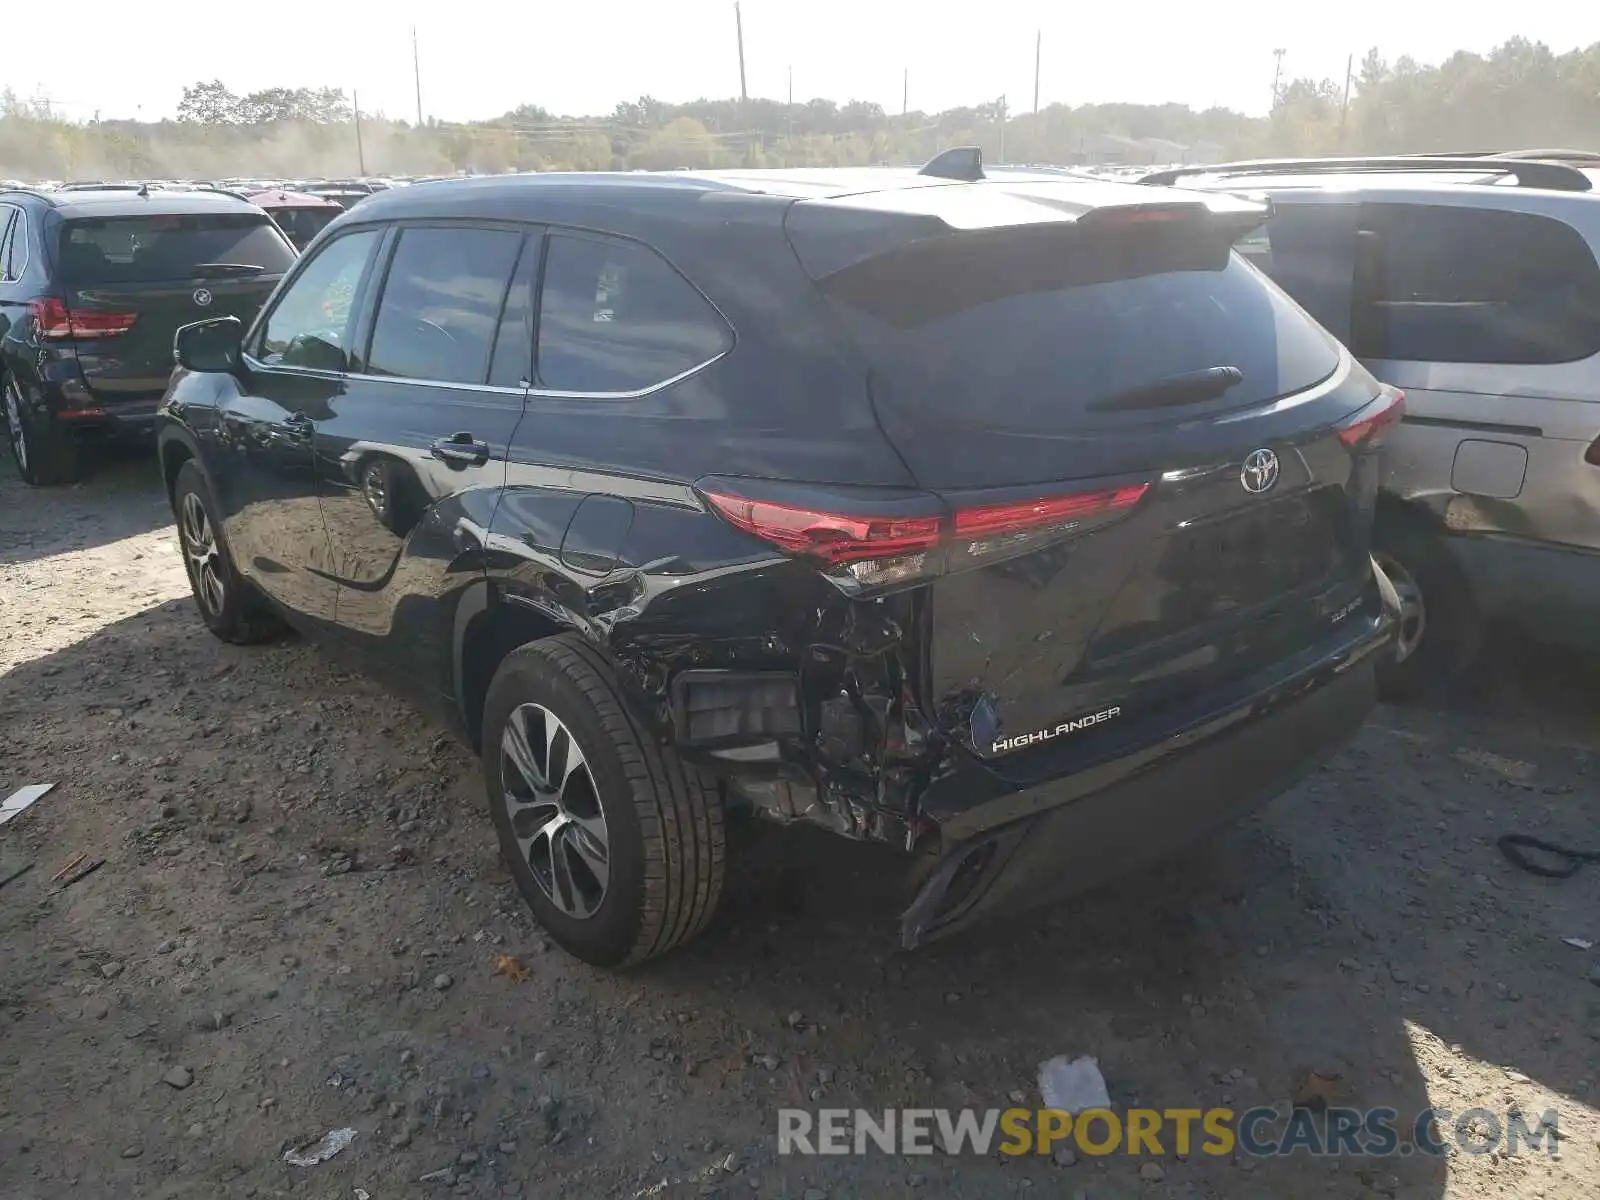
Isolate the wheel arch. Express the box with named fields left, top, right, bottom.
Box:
left=456, top=584, right=606, bottom=754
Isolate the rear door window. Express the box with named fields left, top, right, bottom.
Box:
left=365, top=225, right=524, bottom=385
left=1235, top=202, right=1359, bottom=343
left=1356, top=204, right=1600, bottom=364
left=535, top=233, right=730, bottom=394
left=56, top=213, right=296, bottom=284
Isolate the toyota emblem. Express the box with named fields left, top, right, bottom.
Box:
left=193, top=287, right=213, bottom=307
left=1240, top=448, right=1279, bottom=494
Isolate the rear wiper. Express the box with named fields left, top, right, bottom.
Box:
left=190, top=262, right=267, bottom=277
left=1087, top=366, right=1245, bottom=413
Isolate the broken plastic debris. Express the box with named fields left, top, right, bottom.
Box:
left=1038, top=1055, right=1111, bottom=1113
left=1563, top=937, right=1594, bottom=951
left=0, top=784, right=55, bottom=829
left=354, top=1190, right=372, bottom=1200
left=283, top=1127, right=357, bottom=1167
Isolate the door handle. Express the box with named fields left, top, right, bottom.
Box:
left=430, top=432, right=491, bottom=467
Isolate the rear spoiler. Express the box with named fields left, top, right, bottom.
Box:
left=786, top=187, right=1269, bottom=280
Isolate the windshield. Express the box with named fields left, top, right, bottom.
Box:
left=57, top=213, right=295, bottom=284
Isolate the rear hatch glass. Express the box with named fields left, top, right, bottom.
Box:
left=57, top=213, right=294, bottom=285
left=807, top=219, right=1342, bottom=488
left=58, top=213, right=294, bottom=404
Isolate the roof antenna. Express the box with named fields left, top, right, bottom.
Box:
left=137, top=181, right=150, bottom=198
left=919, top=146, right=985, bottom=182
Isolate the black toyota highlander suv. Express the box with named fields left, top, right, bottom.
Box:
left=0, top=185, right=295, bottom=484
left=154, top=151, right=1401, bottom=967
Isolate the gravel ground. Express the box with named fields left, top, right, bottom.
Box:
left=2, top=447, right=1599, bottom=1200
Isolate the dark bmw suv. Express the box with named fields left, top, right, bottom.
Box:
left=0, top=185, right=295, bottom=484
left=155, top=156, right=1401, bottom=966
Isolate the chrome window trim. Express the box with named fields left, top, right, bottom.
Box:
left=341, top=349, right=726, bottom=400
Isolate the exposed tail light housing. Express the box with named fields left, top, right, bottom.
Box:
left=1583, top=434, right=1600, bottom=467
left=29, top=297, right=139, bottom=340
left=1337, top=385, right=1405, bottom=450
left=699, top=479, right=1151, bottom=595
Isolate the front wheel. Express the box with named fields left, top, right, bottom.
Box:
left=3, top=375, right=80, bottom=486
left=481, top=634, right=726, bottom=967
left=172, top=460, right=283, bottom=644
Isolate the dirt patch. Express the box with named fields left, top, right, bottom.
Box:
left=2, top=450, right=1598, bottom=1199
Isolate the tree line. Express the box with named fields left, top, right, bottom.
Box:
left=1, top=37, right=1597, bottom=182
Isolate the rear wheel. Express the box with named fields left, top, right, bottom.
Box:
left=3, top=375, right=81, bottom=486
left=172, top=460, right=283, bottom=644
left=481, top=634, right=726, bottom=967
left=1373, top=518, right=1480, bottom=700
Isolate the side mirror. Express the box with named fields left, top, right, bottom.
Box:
left=174, top=316, right=243, bottom=374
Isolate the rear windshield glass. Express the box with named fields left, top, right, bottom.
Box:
left=57, top=214, right=294, bottom=284
left=815, top=225, right=1341, bottom=429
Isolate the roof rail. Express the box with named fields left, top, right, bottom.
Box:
left=1413, top=148, right=1600, bottom=165
left=919, top=146, right=984, bottom=182
left=1139, top=155, right=1593, bottom=193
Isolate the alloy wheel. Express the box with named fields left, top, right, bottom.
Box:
left=180, top=492, right=226, bottom=616
left=361, top=461, right=389, bottom=522
left=500, top=702, right=610, bottom=919
left=1375, top=551, right=1426, bottom=663
left=3, top=380, right=27, bottom=473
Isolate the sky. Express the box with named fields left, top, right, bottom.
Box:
left=18, top=2, right=1599, bottom=124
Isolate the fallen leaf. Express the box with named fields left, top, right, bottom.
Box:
left=492, top=954, right=530, bottom=983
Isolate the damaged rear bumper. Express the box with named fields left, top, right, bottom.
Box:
left=900, top=611, right=1391, bottom=949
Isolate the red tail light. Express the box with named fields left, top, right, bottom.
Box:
left=1337, top=386, right=1405, bottom=449
left=29, top=297, right=139, bottom=339
left=701, top=480, right=1150, bottom=593
left=700, top=493, right=942, bottom=565
left=954, top=485, right=1149, bottom=538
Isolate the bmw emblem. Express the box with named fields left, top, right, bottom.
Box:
left=1240, top=448, right=1280, bottom=494
left=193, top=287, right=213, bottom=307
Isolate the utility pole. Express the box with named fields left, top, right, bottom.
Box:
left=997, top=95, right=1007, bottom=162
left=1339, top=52, right=1354, bottom=148
left=353, top=90, right=367, bottom=175
left=787, top=66, right=794, bottom=165
left=1033, top=30, right=1041, bottom=115
left=412, top=25, right=424, bottom=127
left=1271, top=48, right=1286, bottom=110
left=734, top=1, right=750, bottom=165
left=734, top=3, right=748, bottom=104
left=902, top=68, right=908, bottom=117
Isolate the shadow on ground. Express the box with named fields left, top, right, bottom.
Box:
left=3, top=601, right=1594, bottom=1198
left=0, top=441, right=171, bottom=565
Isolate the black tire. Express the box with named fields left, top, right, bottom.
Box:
left=481, top=634, right=726, bottom=967
left=1373, top=517, right=1481, bottom=701
left=172, top=460, right=283, bottom=645
left=2, top=373, right=81, bottom=486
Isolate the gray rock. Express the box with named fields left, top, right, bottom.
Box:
left=1139, top=1161, right=1166, bottom=1181
left=532, top=1050, right=552, bottom=1069
left=419, top=1166, right=455, bottom=1184
left=1053, top=1146, right=1078, bottom=1167
left=101, top=962, right=124, bottom=980
left=433, top=973, right=454, bottom=992
left=120, top=1145, right=143, bottom=1159
left=163, top=1065, right=194, bottom=1090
